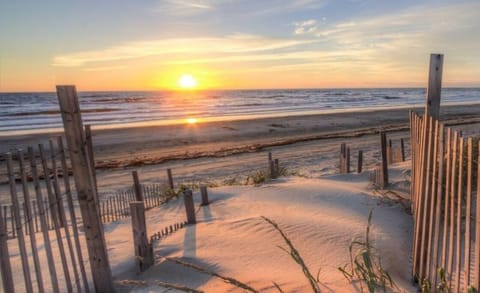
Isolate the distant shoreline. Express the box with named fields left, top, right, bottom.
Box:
left=2, top=103, right=480, bottom=161
left=2, top=100, right=480, bottom=138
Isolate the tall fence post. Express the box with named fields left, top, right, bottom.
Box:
left=357, top=150, right=363, bottom=173
left=339, top=143, right=346, bottom=174
left=269, top=159, right=276, bottom=179
left=132, top=171, right=144, bottom=201
left=425, top=54, right=444, bottom=120
left=183, top=190, right=196, bottom=224
left=130, top=202, right=153, bottom=273
left=166, top=168, right=174, bottom=190
left=200, top=185, right=209, bottom=206
left=56, top=85, right=114, bottom=292
left=346, top=147, right=351, bottom=173
left=380, top=131, right=389, bottom=188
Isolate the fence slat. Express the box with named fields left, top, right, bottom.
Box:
left=441, top=128, right=452, bottom=270
left=475, top=143, right=480, bottom=289
left=425, top=121, right=439, bottom=282
left=6, top=153, right=34, bottom=293
left=39, top=144, right=73, bottom=292
left=455, top=138, right=465, bottom=290
left=431, top=123, right=444, bottom=288
left=18, top=150, right=45, bottom=293
left=464, top=138, right=473, bottom=287
left=0, top=202, right=15, bottom=293
left=57, top=136, right=91, bottom=292
left=49, top=139, right=82, bottom=292
left=447, top=132, right=459, bottom=283
left=419, top=117, right=434, bottom=280
left=29, top=147, right=60, bottom=293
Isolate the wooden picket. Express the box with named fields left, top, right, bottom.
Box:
left=410, top=111, right=479, bottom=292
left=0, top=142, right=93, bottom=292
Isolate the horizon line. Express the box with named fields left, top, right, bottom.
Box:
left=2, top=85, right=480, bottom=94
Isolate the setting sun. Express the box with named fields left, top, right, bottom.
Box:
left=178, top=74, right=198, bottom=89
left=186, top=117, right=198, bottom=124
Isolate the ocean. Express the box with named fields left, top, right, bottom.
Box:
left=1, top=88, right=479, bottom=134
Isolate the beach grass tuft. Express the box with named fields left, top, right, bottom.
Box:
left=262, top=216, right=322, bottom=293
left=164, top=257, right=259, bottom=293
left=338, top=209, right=396, bottom=293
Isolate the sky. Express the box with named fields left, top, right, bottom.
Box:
left=0, top=0, right=479, bottom=91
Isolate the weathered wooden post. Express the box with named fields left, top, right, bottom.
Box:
left=0, top=203, right=14, bottom=293
left=346, top=147, right=351, bottom=173
left=183, top=189, right=196, bottom=224
left=425, top=54, right=443, bottom=119
left=400, top=138, right=406, bottom=162
left=200, top=185, right=209, bottom=206
left=166, top=168, right=174, bottom=190
left=357, top=150, right=363, bottom=173
left=274, top=158, right=279, bottom=175
left=132, top=170, right=144, bottom=202
left=85, top=125, right=98, bottom=193
left=130, top=202, right=154, bottom=273
left=339, top=143, right=346, bottom=174
left=380, top=131, right=389, bottom=188
left=388, top=139, right=393, bottom=164
left=56, top=85, right=114, bottom=292
left=269, top=159, right=276, bottom=179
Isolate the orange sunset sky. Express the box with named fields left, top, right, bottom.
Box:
left=0, top=0, right=479, bottom=92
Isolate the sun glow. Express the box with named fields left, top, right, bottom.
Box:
left=178, top=74, right=198, bottom=89
left=186, top=117, right=198, bottom=124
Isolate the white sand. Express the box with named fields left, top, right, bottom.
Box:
left=109, top=164, right=415, bottom=292
left=4, top=160, right=415, bottom=292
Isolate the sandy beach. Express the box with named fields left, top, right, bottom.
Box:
left=1, top=103, right=480, bottom=292
left=1, top=103, right=480, bottom=195
left=1, top=103, right=479, bottom=292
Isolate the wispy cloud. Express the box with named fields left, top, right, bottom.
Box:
left=292, top=1, right=480, bottom=70
left=293, top=19, right=318, bottom=35
left=52, top=34, right=315, bottom=67
left=153, top=0, right=215, bottom=16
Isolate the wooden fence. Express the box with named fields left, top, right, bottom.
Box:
left=2, top=182, right=180, bottom=239
left=0, top=138, right=92, bottom=293
left=410, top=111, right=480, bottom=291
left=100, top=183, right=175, bottom=223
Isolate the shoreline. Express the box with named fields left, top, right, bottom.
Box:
left=2, top=104, right=480, bottom=167
left=2, top=100, right=480, bottom=137
left=1, top=103, right=479, bottom=196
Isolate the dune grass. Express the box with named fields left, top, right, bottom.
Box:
left=338, top=209, right=396, bottom=293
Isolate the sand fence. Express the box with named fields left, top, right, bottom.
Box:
left=410, top=54, right=480, bottom=292
left=410, top=111, right=480, bottom=292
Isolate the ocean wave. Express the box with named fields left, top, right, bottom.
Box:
left=382, top=96, right=403, bottom=100
left=2, top=108, right=121, bottom=117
